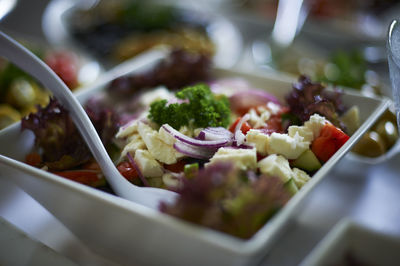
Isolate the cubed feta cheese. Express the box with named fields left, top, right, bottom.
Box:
left=120, top=134, right=146, bottom=158
left=158, top=126, right=177, bottom=145
left=138, top=122, right=183, bottom=164
left=206, top=147, right=257, bottom=170
left=266, top=132, right=309, bottom=159
left=248, top=107, right=272, bottom=129
left=292, top=168, right=311, bottom=188
left=116, top=120, right=139, bottom=139
left=258, top=154, right=292, bottom=183
left=288, top=125, right=314, bottom=142
left=162, top=172, right=181, bottom=188
left=245, top=129, right=269, bottom=156
left=304, top=114, right=327, bottom=139
left=134, top=149, right=163, bottom=178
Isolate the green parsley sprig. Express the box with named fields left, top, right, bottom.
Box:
left=148, top=84, right=230, bottom=129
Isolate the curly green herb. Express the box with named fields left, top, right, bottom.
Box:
left=148, top=84, right=230, bottom=129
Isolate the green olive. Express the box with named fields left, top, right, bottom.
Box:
left=0, top=104, right=21, bottom=129
left=6, top=78, right=36, bottom=108
left=376, top=109, right=397, bottom=126
left=374, top=120, right=398, bottom=150
left=352, top=131, right=386, bottom=157
left=20, top=84, right=50, bottom=117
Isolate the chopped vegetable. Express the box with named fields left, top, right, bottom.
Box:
left=197, top=127, right=233, bottom=141
left=25, top=152, right=42, bottom=167
left=51, top=169, right=106, bottom=187
left=311, top=123, right=350, bottom=162
left=162, top=124, right=230, bottom=148
left=117, top=161, right=139, bottom=182
left=184, top=163, right=199, bottom=179
left=164, top=160, right=187, bottom=173
left=21, top=98, right=90, bottom=170
left=21, top=98, right=120, bottom=170
left=229, top=117, right=252, bottom=134
left=149, top=83, right=230, bottom=129
left=160, top=162, right=290, bottom=239
left=286, top=75, right=347, bottom=130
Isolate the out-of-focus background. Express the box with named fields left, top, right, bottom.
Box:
left=1, top=0, right=400, bottom=265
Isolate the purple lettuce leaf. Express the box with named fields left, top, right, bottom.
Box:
left=285, top=75, right=347, bottom=130
left=21, top=97, right=120, bottom=171
left=160, top=162, right=290, bottom=239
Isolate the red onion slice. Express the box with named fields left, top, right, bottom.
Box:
left=234, top=114, right=250, bottom=146
left=197, top=127, right=233, bottom=141
left=173, top=141, right=216, bottom=159
left=162, top=124, right=231, bottom=148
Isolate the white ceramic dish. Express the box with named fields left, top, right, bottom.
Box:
left=0, top=51, right=390, bottom=266
left=42, top=0, right=243, bottom=69
left=0, top=217, right=78, bottom=266
left=300, top=219, right=400, bottom=266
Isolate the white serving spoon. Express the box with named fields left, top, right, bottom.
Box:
left=0, top=31, right=177, bottom=209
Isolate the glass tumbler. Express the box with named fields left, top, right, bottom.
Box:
left=387, top=19, right=400, bottom=132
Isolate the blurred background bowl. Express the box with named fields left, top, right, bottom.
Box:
left=42, top=0, right=243, bottom=69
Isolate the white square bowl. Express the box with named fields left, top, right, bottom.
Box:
left=300, top=219, right=400, bottom=266
left=0, top=51, right=390, bottom=266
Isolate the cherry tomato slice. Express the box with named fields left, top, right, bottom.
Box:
left=117, top=161, right=139, bottom=182
left=51, top=170, right=104, bottom=187
left=164, top=160, right=186, bottom=173
left=311, top=123, right=350, bottom=162
left=25, top=152, right=41, bottom=167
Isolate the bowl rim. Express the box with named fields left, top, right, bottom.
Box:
left=300, top=218, right=400, bottom=266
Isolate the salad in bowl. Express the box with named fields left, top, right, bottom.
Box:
left=20, top=49, right=360, bottom=239
left=0, top=48, right=389, bottom=265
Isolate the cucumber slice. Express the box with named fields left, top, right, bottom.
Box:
left=184, top=163, right=199, bottom=179
left=284, top=178, right=298, bottom=196
left=292, top=149, right=321, bottom=172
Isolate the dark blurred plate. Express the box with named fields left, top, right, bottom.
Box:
left=42, top=0, right=243, bottom=69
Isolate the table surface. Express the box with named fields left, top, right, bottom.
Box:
left=0, top=1, right=399, bottom=265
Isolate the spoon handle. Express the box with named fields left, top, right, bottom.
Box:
left=0, top=31, right=132, bottom=195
